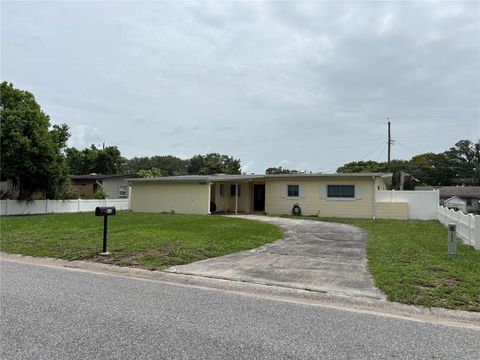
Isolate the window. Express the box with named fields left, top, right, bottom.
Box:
left=119, top=186, right=127, bottom=198
left=230, top=184, right=241, bottom=197
left=219, top=184, right=224, bottom=197
left=327, top=185, right=355, bottom=198
left=287, top=184, right=299, bottom=197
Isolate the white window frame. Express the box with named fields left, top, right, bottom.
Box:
left=119, top=186, right=128, bottom=198
left=287, top=184, right=300, bottom=198
left=326, top=184, right=356, bottom=201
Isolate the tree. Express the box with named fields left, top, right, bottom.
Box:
left=187, top=155, right=204, bottom=174
left=265, top=166, right=297, bottom=174
left=336, top=161, right=387, bottom=174
left=0, top=82, right=70, bottom=199
left=443, top=139, right=479, bottom=185
left=125, top=155, right=187, bottom=176
left=137, top=168, right=162, bottom=178
left=149, top=155, right=188, bottom=176
left=65, top=145, right=126, bottom=175
left=188, top=153, right=241, bottom=175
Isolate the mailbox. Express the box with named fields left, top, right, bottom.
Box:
left=95, top=207, right=116, bottom=216
left=95, top=206, right=116, bottom=256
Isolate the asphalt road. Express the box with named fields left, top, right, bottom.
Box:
left=1, top=260, right=479, bottom=360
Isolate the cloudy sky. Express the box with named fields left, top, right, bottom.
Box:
left=2, top=1, right=479, bottom=173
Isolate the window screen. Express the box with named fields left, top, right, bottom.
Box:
left=327, top=185, right=355, bottom=198
left=287, top=185, right=299, bottom=197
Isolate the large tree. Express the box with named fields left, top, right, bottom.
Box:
left=443, top=139, right=479, bottom=186
left=0, top=82, right=70, bottom=199
left=190, top=153, right=241, bottom=175
left=65, top=145, right=126, bottom=174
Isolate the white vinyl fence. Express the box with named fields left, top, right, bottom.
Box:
left=376, top=190, right=439, bottom=220
left=437, top=206, right=480, bottom=250
left=0, top=199, right=130, bottom=216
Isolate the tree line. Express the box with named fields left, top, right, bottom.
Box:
left=65, top=148, right=241, bottom=178
left=1, top=82, right=478, bottom=199
left=336, top=140, right=479, bottom=189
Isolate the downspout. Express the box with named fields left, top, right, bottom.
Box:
left=372, top=176, right=377, bottom=219
left=207, top=182, right=212, bottom=214
left=235, top=183, right=238, bottom=215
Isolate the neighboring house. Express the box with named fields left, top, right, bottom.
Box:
left=443, top=196, right=469, bottom=213
left=69, top=174, right=141, bottom=199
left=415, top=185, right=480, bottom=214
left=128, top=173, right=409, bottom=219
left=440, top=187, right=480, bottom=214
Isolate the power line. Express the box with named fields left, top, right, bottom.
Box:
left=358, top=141, right=386, bottom=161
left=376, top=143, right=388, bottom=162
left=396, top=141, right=423, bottom=156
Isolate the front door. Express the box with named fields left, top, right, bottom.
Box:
left=253, top=184, right=265, bottom=211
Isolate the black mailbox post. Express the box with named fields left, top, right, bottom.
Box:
left=95, top=207, right=116, bottom=255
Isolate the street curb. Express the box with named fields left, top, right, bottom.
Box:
left=1, top=252, right=479, bottom=330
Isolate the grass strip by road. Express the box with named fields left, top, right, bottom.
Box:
left=289, top=216, right=479, bottom=312
left=0, top=212, right=283, bottom=270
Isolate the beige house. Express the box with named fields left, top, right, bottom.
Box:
left=129, top=173, right=409, bottom=219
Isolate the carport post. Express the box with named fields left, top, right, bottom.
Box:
left=235, top=183, right=238, bottom=214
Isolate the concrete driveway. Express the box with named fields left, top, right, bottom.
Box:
left=166, top=215, right=385, bottom=300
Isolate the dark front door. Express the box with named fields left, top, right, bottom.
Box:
left=253, top=184, right=265, bottom=211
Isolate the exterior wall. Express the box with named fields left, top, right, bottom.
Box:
left=376, top=202, right=408, bottom=220
left=70, top=180, right=97, bottom=199
left=213, top=182, right=252, bottom=213
left=130, top=182, right=210, bottom=215
left=265, top=177, right=377, bottom=218
left=102, top=178, right=130, bottom=199
left=375, top=176, right=388, bottom=191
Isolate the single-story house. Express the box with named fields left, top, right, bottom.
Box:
left=440, top=187, right=480, bottom=214
left=69, top=173, right=141, bottom=199
left=128, top=172, right=409, bottom=219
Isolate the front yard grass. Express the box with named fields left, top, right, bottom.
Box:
left=301, top=217, right=480, bottom=312
left=0, top=212, right=283, bottom=270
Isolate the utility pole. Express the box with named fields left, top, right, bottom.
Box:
left=387, top=119, right=391, bottom=165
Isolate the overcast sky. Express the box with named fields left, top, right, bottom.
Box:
left=2, top=1, right=479, bottom=173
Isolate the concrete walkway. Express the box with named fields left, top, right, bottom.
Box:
left=166, top=215, right=385, bottom=300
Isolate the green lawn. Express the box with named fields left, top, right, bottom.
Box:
left=291, top=216, right=480, bottom=312
left=0, top=212, right=283, bottom=270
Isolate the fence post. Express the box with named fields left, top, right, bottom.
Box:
left=78, top=198, right=81, bottom=212
left=5, top=199, right=8, bottom=216
left=475, top=216, right=480, bottom=250
left=448, top=224, right=457, bottom=258
left=468, top=215, right=472, bottom=247
left=45, top=199, right=48, bottom=214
